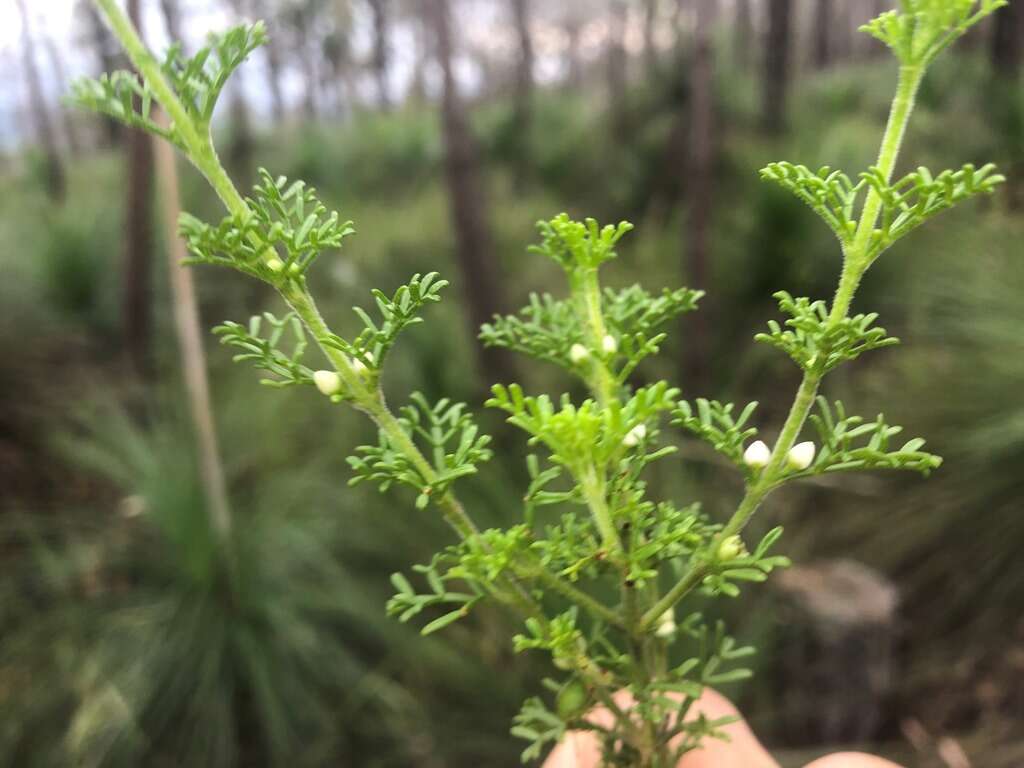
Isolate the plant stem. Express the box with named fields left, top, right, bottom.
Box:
left=643, top=63, right=925, bottom=634
left=576, top=268, right=617, bottom=405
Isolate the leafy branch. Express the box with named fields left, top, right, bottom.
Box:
left=213, top=312, right=313, bottom=388
left=347, top=393, right=492, bottom=509
left=756, top=291, right=899, bottom=373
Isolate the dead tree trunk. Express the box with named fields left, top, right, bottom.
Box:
left=429, top=0, right=514, bottom=384
left=368, top=0, right=392, bottom=110
left=510, top=0, right=534, bottom=184
left=16, top=0, right=65, bottom=202
left=762, top=0, right=793, bottom=134
left=683, top=0, right=715, bottom=393
left=122, top=0, right=156, bottom=378
left=153, top=111, right=234, bottom=541
left=813, top=0, right=833, bottom=69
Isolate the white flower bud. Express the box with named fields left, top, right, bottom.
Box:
left=623, top=423, right=647, bottom=447
left=601, top=334, right=618, bottom=355
left=743, top=439, right=771, bottom=468
left=313, top=370, right=342, bottom=396
left=787, top=441, right=816, bottom=470
left=655, top=609, right=676, bottom=639
left=266, top=257, right=285, bottom=273
left=717, top=534, right=745, bottom=561
left=569, top=343, right=590, bottom=364
left=351, top=357, right=368, bottom=375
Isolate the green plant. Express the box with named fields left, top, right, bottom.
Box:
left=71, top=1, right=1005, bottom=765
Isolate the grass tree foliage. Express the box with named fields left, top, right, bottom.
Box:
left=72, top=1, right=1005, bottom=765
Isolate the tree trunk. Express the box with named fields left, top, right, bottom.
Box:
left=84, top=2, right=124, bottom=146
left=159, top=0, right=184, bottom=43
left=41, top=32, right=82, bottom=154
left=734, top=0, right=753, bottom=71
left=762, top=0, right=793, bottom=134
left=249, top=0, right=286, bottom=121
left=992, top=1, right=1022, bottom=79
left=225, top=0, right=254, bottom=188
left=812, top=0, right=833, bottom=69
left=564, top=19, right=583, bottom=89
left=122, top=0, right=155, bottom=378
left=511, top=0, right=534, bottom=185
left=607, top=0, right=629, bottom=140
left=152, top=111, right=234, bottom=541
left=643, top=0, right=659, bottom=74
left=429, top=0, right=514, bottom=385
left=368, top=0, right=391, bottom=110
left=16, top=0, right=65, bottom=202
left=683, top=0, right=715, bottom=393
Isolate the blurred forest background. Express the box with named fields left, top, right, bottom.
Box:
left=1, top=0, right=1023, bottom=766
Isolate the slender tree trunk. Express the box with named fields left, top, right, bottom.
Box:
left=41, top=33, right=82, bottom=154
left=152, top=111, right=233, bottom=541
left=511, top=0, right=534, bottom=184
left=429, top=0, right=514, bottom=384
left=813, top=0, right=833, bottom=69
left=762, top=0, right=793, bottom=134
left=294, top=13, right=319, bottom=119
left=122, top=0, right=155, bottom=377
left=368, top=0, right=392, bottom=110
left=16, top=0, right=65, bottom=202
left=159, top=0, right=184, bottom=42
left=684, top=0, right=715, bottom=392
left=643, top=0, right=659, bottom=74
left=607, top=0, right=629, bottom=140
left=734, top=0, right=753, bottom=71
left=250, top=0, right=286, bottom=121
left=992, top=1, right=1022, bottom=78
left=84, top=2, right=123, bottom=146
left=225, top=0, right=254, bottom=188
left=564, top=19, right=583, bottom=89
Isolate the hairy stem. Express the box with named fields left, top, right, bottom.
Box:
left=643, top=63, right=925, bottom=634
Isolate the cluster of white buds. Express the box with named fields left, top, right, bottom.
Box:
left=601, top=334, right=618, bottom=355
left=569, top=343, right=590, bottom=364
left=655, top=609, right=677, bottom=639
left=622, top=423, right=647, bottom=447
left=743, top=439, right=816, bottom=472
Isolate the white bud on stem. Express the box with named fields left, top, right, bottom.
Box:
left=601, top=334, right=618, bottom=355
left=313, top=370, right=342, bottom=396
left=623, top=424, right=647, bottom=447
left=743, top=440, right=771, bottom=468
left=569, top=343, right=590, bottom=364
left=266, top=257, right=285, bottom=273
left=655, top=609, right=677, bottom=639
left=787, top=441, right=816, bottom=470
